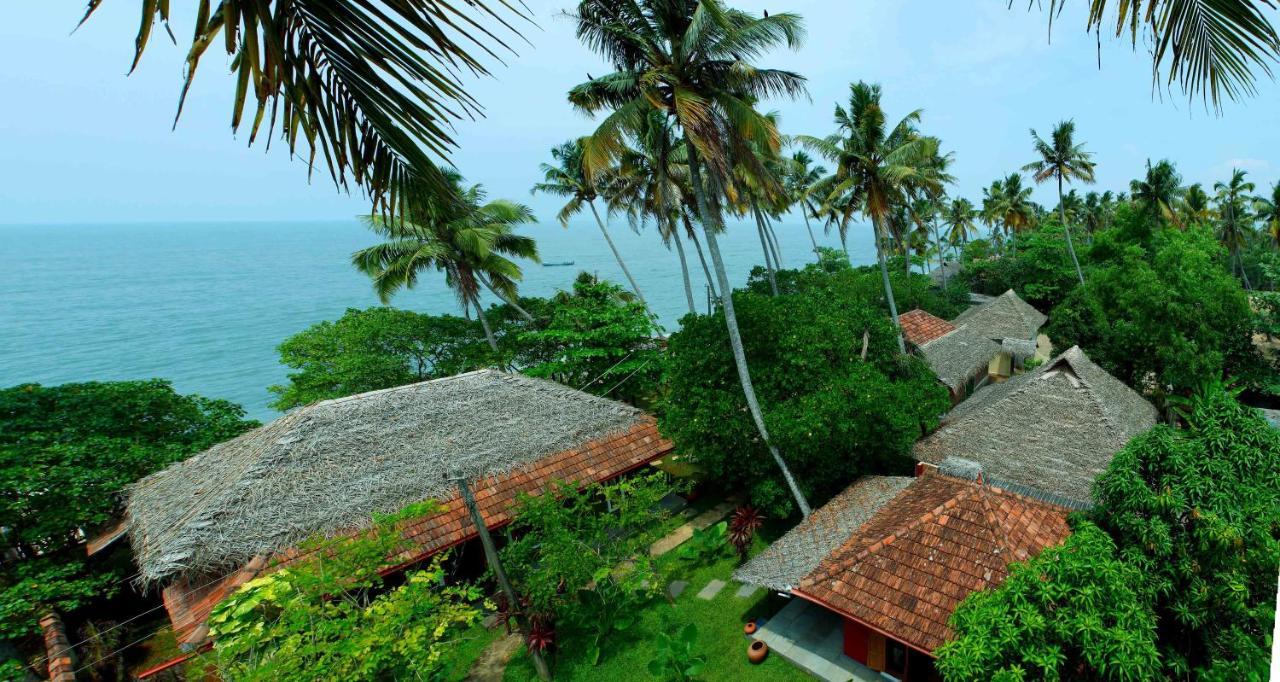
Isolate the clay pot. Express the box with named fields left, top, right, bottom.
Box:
left=747, top=640, right=768, bottom=664
left=743, top=620, right=758, bottom=635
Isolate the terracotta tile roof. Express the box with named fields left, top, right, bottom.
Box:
left=163, top=419, right=672, bottom=645
left=794, top=471, right=1071, bottom=653
left=733, top=477, right=913, bottom=592
left=899, top=309, right=957, bottom=347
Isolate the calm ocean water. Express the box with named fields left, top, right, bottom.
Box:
left=0, top=217, right=875, bottom=421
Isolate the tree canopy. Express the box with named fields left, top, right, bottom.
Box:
left=661, top=263, right=949, bottom=517
left=0, top=380, right=257, bottom=638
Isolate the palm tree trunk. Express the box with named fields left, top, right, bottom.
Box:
left=672, top=227, right=697, bottom=316
left=764, top=216, right=783, bottom=268
left=1058, top=176, right=1086, bottom=285
left=685, top=215, right=718, bottom=300
left=477, top=274, right=534, bottom=322
left=588, top=200, right=649, bottom=308
left=874, top=215, right=908, bottom=355
left=752, top=204, right=780, bottom=296
left=801, top=205, right=819, bottom=256
left=931, top=220, right=949, bottom=288
left=685, top=140, right=812, bottom=518
left=474, top=301, right=500, bottom=354
left=457, top=478, right=552, bottom=681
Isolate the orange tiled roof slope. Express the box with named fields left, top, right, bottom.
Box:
left=162, top=419, right=672, bottom=645
left=898, top=309, right=957, bottom=347
left=795, top=471, right=1071, bottom=653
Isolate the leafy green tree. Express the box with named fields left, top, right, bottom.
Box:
left=0, top=380, right=257, bottom=638
left=206, top=502, right=487, bottom=682
left=567, top=0, right=814, bottom=516
left=1024, top=119, right=1096, bottom=285
left=799, top=81, right=948, bottom=353
left=520, top=274, right=662, bottom=406
left=268, top=307, right=499, bottom=410
left=936, top=522, right=1159, bottom=682
left=1091, top=387, right=1280, bottom=679
left=499, top=474, right=674, bottom=666
left=661, top=270, right=948, bottom=517
left=1256, top=180, right=1280, bottom=246
left=1048, top=224, right=1266, bottom=399
left=960, top=223, right=1082, bottom=312
left=353, top=171, right=539, bottom=352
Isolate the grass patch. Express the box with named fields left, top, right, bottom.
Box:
left=440, top=621, right=504, bottom=681
left=503, top=546, right=810, bottom=681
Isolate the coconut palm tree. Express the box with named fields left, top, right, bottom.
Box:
left=609, top=113, right=699, bottom=315
left=1256, top=181, right=1280, bottom=247
left=1179, top=183, right=1214, bottom=226
left=1024, top=120, right=1095, bottom=285
left=92, top=2, right=534, bottom=214
left=1131, top=159, right=1184, bottom=226
left=989, top=173, right=1036, bottom=254
left=981, top=179, right=1007, bottom=248
left=785, top=150, right=828, bottom=256
left=533, top=139, right=650, bottom=311
left=944, top=197, right=978, bottom=256
left=352, top=172, right=539, bottom=352
left=798, top=81, right=946, bottom=354
left=1215, top=168, right=1257, bottom=287
left=567, top=0, right=813, bottom=517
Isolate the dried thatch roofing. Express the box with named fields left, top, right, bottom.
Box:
left=914, top=346, right=1158, bottom=503
left=953, top=289, right=1047, bottom=341
left=920, top=326, right=1001, bottom=392
left=733, top=477, right=912, bottom=592
left=126, top=370, right=646, bottom=585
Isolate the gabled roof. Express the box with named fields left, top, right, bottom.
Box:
left=732, top=477, right=912, bottom=592
left=794, top=472, right=1071, bottom=653
left=914, top=346, right=1158, bottom=503
left=919, top=326, right=1001, bottom=392
left=952, top=289, right=1046, bottom=341
left=899, top=309, right=957, bottom=347
left=126, top=369, right=669, bottom=585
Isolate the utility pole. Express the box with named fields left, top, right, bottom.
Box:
left=455, top=476, right=551, bottom=681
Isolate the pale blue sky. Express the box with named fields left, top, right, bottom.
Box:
left=0, top=2, right=1276, bottom=225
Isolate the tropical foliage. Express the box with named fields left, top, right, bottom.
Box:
left=88, top=1, right=532, bottom=212
left=937, top=523, right=1159, bottom=682
left=206, top=502, right=488, bottom=681
left=0, top=380, right=256, bottom=638
left=1091, top=387, right=1280, bottom=678
left=661, top=265, right=949, bottom=517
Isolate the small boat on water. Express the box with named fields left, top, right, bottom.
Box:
left=542, top=261, right=575, bottom=267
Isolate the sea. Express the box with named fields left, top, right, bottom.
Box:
left=0, top=217, right=876, bottom=421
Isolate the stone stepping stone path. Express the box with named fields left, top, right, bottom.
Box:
left=696, top=579, right=726, bottom=600
left=735, top=583, right=759, bottom=598
left=667, top=580, right=688, bottom=599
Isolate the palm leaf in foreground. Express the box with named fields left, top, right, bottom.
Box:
left=80, top=0, right=532, bottom=213
left=1035, top=0, right=1280, bottom=109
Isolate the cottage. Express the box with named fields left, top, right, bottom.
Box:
left=735, top=468, right=1072, bottom=681
left=119, top=369, right=673, bottom=648
left=914, top=346, right=1158, bottom=504
left=899, top=309, right=1001, bottom=403
left=952, top=289, right=1048, bottom=378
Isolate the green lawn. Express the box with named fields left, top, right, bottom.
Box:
left=503, top=548, right=810, bottom=682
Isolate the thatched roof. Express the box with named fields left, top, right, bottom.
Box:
left=914, top=346, right=1157, bottom=503
left=919, top=326, right=1001, bottom=392
left=953, top=289, right=1046, bottom=341
left=733, top=477, right=912, bottom=592
left=126, top=370, right=647, bottom=585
